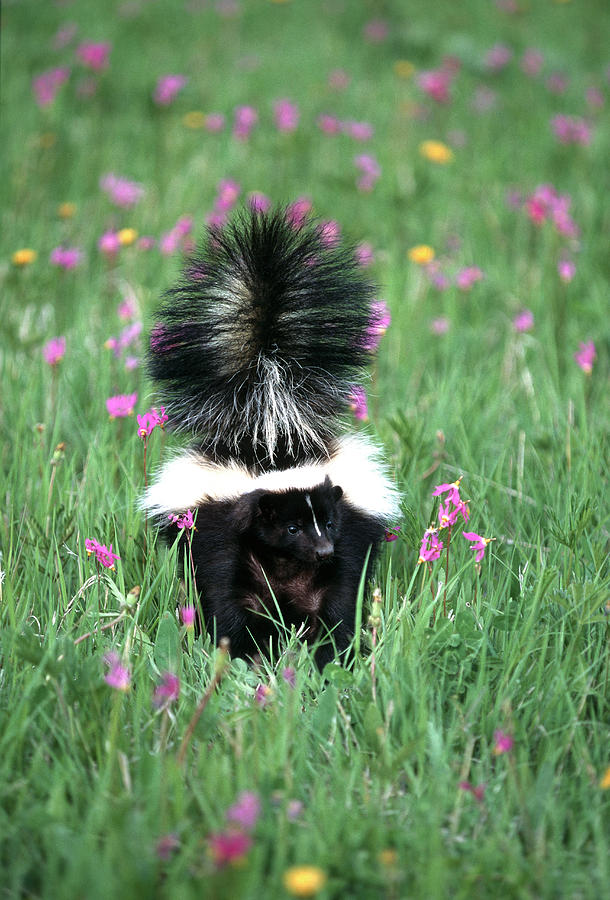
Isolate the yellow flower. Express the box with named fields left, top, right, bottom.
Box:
left=407, top=244, right=435, bottom=265
left=183, top=110, right=206, bottom=129
left=39, top=132, right=56, bottom=149
left=393, top=60, right=415, bottom=79
left=12, top=248, right=37, bottom=266
left=379, top=848, right=398, bottom=866
left=600, top=767, right=610, bottom=789
left=419, top=140, right=453, bottom=164
left=118, top=228, right=138, bottom=247
left=282, top=865, right=327, bottom=896
left=58, top=202, right=76, bottom=219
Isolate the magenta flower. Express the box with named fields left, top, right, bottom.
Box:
left=328, top=69, right=350, bottom=90
left=76, top=41, right=111, bottom=71
left=574, top=341, right=596, bottom=374
left=168, top=510, right=195, bottom=530
left=343, top=120, right=374, bottom=141
left=493, top=729, right=514, bottom=755
left=521, top=48, right=544, bottom=77
left=98, top=230, right=121, bottom=257
left=282, top=667, right=296, bottom=688
left=317, top=114, right=342, bottom=135
left=354, top=153, right=381, bottom=192
left=43, top=336, right=66, bottom=366
left=154, top=74, right=187, bottom=106
left=137, top=406, right=168, bottom=438
left=547, top=72, right=569, bottom=94
left=248, top=192, right=272, bottom=213
left=226, top=792, right=261, bottom=830
left=286, top=799, right=304, bottom=821
left=484, top=43, right=513, bottom=71
left=363, top=299, right=391, bottom=351
left=418, top=529, right=444, bottom=564
left=155, top=834, right=180, bottom=861
left=32, top=67, right=70, bottom=108
left=430, top=317, right=450, bottom=335
left=459, top=781, right=486, bottom=802
left=153, top=672, right=180, bottom=708
left=551, top=115, right=592, bottom=147
left=103, top=651, right=131, bottom=691
left=463, top=531, right=493, bottom=563
left=513, top=310, right=534, bottom=333
left=348, top=386, right=368, bottom=421
left=585, top=86, right=604, bottom=110
left=384, top=526, right=401, bottom=542
left=215, top=178, right=241, bottom=214
left=417, top=68, right=453, bottom=104
left=233, top=105, right=258, bottom=141
left=285, top=197, right=312, bottom=228
left=456, top=266, right=484, bottom=291
left=255, top=683, right=272, bottom=707
left=438, top=500, right=469, bottom=529
left=50, top=246, right=83, bottom=270
left=432, top=477, right=463, bottom=506
left=208, top=830, right=252, bottom=867
left=85, top=538, right=121, bottom=569
left=356, top=242, right=374, bottom=267
left=205, top=112, right=226, bottom=132
left=273, top=98, right=299, bottom=133
left=363, top=19, right=389, bottom=43
left=106, top=393, right=137, bottom=418
left=181, top=605, right=196, bottom=628
left=318, top=220, right=341, bottom=248
left=558, top=259, right=576, bottom=283
left=100, top=173, right=145, bottom=208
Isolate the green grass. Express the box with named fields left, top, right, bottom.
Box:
left=1, top=0, right=609, bottom=897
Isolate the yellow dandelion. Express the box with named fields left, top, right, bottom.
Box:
left=393, top=60, right=415, bottom=79
left=379, top=848, right=398, bottom=866
left=600, top=767, right=610, bottom=789
left=282, top=865, right=327, bottom=897
left=58, top=202, right=76, bottom=219
left=12, top=248, right=37, bottom=266
left=118, top=228, right=138, bottom=247
left=407, top=244, right=435, bottom=265
left=419, top=140, right=453, bottom=164
left=183, top=110, right=206, bottom=129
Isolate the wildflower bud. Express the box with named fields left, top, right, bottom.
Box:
left=215, top=638, right=231, bottom=677
left=50, top=442, right=66, bottom=466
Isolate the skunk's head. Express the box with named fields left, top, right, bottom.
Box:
left=252, top=476, right=343, bottom=564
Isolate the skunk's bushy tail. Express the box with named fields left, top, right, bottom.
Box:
left=148, top=208, right=377, bottom=469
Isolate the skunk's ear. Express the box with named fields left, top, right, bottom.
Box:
left=257, top=492, right=278, bottom=522
left=332, top=485, right=343, bottom=502
left=232, top=492, right=260, bottom=531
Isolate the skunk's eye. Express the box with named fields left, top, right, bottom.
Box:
left=326, top=520, right=334, bottom=530
left=287, top=525, right=300, bottom=535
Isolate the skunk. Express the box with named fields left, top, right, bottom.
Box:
left=143, top=208, right=400, bottom=668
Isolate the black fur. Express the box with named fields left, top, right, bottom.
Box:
left=170, top=478, right=385, bottom=668
left=148, top=208, right=376, bottom=469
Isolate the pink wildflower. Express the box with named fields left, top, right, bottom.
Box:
left=215, top=178, right=241, bottom=213
left=181, top=605, right=196, bottom=628
left=459, top=781, right=486, bottom=802
left=363, top=19, right=389, bottom=43
left=585, top=87, right=604, bottom=110
left=52, top=244, right=84, bottom=268
left=456, top=266, right=484, bottom=291
left=137, top=235, right=156, bottom=251
left=32, top=67, right=70, bottom=108
left=317, top=220, right=341, bottom=248
left=155, top=834, right=180, bottom=861
left=76, top=41, right=111, bottom=71
left=551, top=115, right=592, bottom=146
left=432, top=477, right=463, bottom=506
left=85, top=538, right=121, bottom=569
left=153, top=672, right=180, bottom=708
left=106, top=393, right=137, bottom=418
left=248, top=192, right=272, bottom=213
left=521, top=48, right=544, bottom=77
left=363, top=299, right=391, bottom=351
left=255, top=684, right=272, bottom=707
left=168, top=510, right=195, bottom=530
left=98, top=230, right=121, bottom=257
left=438, top=500, right=469, bottom=529
left=343, top=120, right=374, bottom=141
left=226, top=792, right=261, bottom=830
left=493, top=729, right=514, bottom=755
left=125, top=356, right=139, bottom=371
left=208, top=830, right=252, bottom=867
left=384, top=526, right=401, bottom=542
left=547, top=72, right=569, bottom=94
left=286, top=799, right=303, bottom=820
left=118, top=294, right=138, bottom=321
left=52, top=23, right=78, bottom=50
left=356, top=242, right=374, bottom=267
left=417, top=68, right=453, bottom=104
left=513, top=310, right=534, bottom=333
left=103, top=652, right=131, bottom=691
left=349, top=386, right=368, bottom=421
left=285, top=197, right=312, bottom=228
left=418, top=529, right=443, bottom=564
left=484, top=43, right=513, bottom=71
left=282, top=667, right=296, bottom=688
left=100, top=173, right=145, bottom=208
left=574, top=341, right=596, bottom=374
left=137, top=406, right=168, bottom=438
left=205, top=112, right=226, bottom=132
left=430, top=317, right=450, bottom=335
left=558, top=259, right=576, bottom=283
left=273, top=98, right=299, bottom=133
left=463, top=531, right=494, bottom=563
left=317, top=114, right=342, bottom=135
left=233, top=105, right=258, bottom=141
left=154, top=74, right=187, bottom=106
left=354, top=153, right=381, bottom=192
left=43, top=336, right=66, bottom=366
left=328, top=69, right=350, bottom=90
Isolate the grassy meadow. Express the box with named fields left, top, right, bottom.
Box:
left=1, top=0, right=609, bottom=897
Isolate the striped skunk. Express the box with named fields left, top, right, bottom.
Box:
left=143, top=208, right=400, bottom=668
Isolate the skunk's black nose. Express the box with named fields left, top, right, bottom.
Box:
left=316, top=542, right=334, bottom=561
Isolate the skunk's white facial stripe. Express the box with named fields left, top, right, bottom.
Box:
left=141, top=434, right=401, bottom=523
left=304, top=493, right=322, bottom=536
